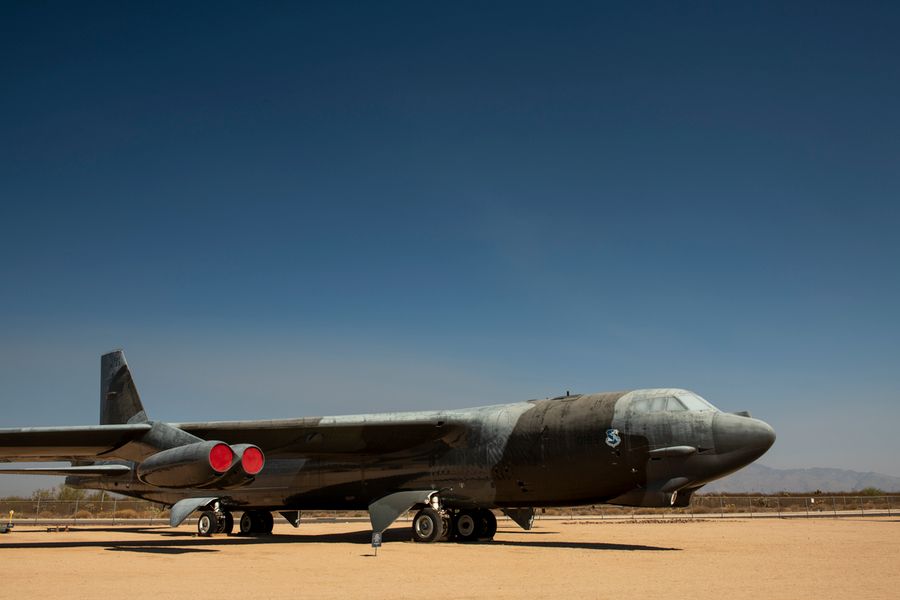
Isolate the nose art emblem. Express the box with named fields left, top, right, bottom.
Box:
left=605, top=428, right=621, bottom=448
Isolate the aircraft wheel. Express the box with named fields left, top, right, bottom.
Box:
left=221, top=511, right=234, bottom=534
left=197, top=511, right=217, bottom=537
left=239, top=511, right=257, bottom=535
left=260, top=511, right=274, bottom=534
left=411, top=507, right=443, bottom=543
left=478, top=509, right=497, bottom=540
left=440, top=513, right=451, bottom=541
left=453, top=510, right=480, bottom=543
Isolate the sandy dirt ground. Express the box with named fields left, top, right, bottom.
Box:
left=0, top=517, right=896, bottom=600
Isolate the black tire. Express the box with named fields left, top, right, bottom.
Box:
left=453, top=510, right=480, bottom=543
left=411, top=507, right=443, bottom=543
left=440, top=514, right=451, bottom=541
left=260, top=511, right=274, bottom=534
left=221, top=511, right=234, bottom=534
left=239, top=511, right=257, bottom=535
left=197, top=511, right=217, bottom=537
left=478, top=509, right=497, bottom=540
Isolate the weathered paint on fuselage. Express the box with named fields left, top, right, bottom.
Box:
left=69, top=389, right=775, bottom=512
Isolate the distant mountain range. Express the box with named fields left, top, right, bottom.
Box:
left=704, top=463, right=900, bottom=493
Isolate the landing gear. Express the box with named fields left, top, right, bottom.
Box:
left=478, top=509, right=497, bottom=539
left=261, top=511, right=274, bottom=533
left=239, top=512, right=253, bottom=534
left=411, top=507, right=444, bottom=543
left=453, top=510, right=479, bottom=542
left=218, top=511, right=234, bottom=534
left=197, top=509, right=235, bottom=536
left=410, top=507, right=498, bottom=543
left=239, top=510, right=274, bottom=535
left=197, top=511, right=217, bottom=536
left=452, top=509, right=497, bottom=542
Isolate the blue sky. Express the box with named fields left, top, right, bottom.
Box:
left=1, top=2, right=899, bottom=493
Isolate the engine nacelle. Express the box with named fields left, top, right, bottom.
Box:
left=137, top=440, right=235, bottom=489
left=198, top=444, right=266, bottom=489
left=232, top=443, right=265, bottom=475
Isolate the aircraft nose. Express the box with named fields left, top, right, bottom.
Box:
left=712, top=412, right=776, bottom=459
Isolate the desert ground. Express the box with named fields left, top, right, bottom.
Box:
left=0, top=517, right=896, bottom=600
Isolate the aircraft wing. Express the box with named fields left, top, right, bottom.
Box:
left=174, top=417, right=467, bottom=457
left=0, top=418, right=465, bottom=462
left=0, top=423, right=152, bottom=462
left=0, top=465, right=132, bottom=476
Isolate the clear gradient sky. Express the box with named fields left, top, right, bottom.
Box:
left=2, top=2, right=899, bottom=491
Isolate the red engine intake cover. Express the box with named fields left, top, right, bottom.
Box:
left=241, top=446, right=265, bottom=475
left=208, top=443, right=234, bottom=473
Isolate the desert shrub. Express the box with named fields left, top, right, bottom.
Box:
left=114, top=509, right=139, bottom=519
left=73, top=510, right=93, bottom=519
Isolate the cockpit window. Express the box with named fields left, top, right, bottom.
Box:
left=630, top=395, right=688, bottom=413
left=666, top=397, right=687, bottom=411
left=648, top=396, right=667, bottom=412
left=675, top=391, right=717, bottom=411
left=629, top=391, right=717, bottom=413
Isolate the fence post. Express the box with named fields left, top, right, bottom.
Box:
left=35, top=497, right=41, bottom=525
left=112, top=497, right=118, bottom=525
left=776, top=498, right=781, bottom=518
left=858, top=497, right=864, bottom=516
left=73, top=498, right=79, bottom=524
left=719, top=497, right=724, bottom=518
left=887, top=496, right=892, bottom=518
left=832, top=497, right=837, bottom=518
left=805, top=498, right=809, bottom=519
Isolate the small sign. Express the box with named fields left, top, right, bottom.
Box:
left=371, top=532, right=382, bottom=548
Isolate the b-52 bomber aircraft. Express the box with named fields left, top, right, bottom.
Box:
left=0, top=350, right=774, bottom=546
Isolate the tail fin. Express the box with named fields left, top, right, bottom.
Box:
left=100, top=350, right=148, bottom=425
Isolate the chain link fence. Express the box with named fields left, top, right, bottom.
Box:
left=685, top=494, right=896, bottom=518
left=0, top=498, right=169, bottom=525
left=0, top=495, right=895, bottom=526
left=538, top=495, right=898, bottom=519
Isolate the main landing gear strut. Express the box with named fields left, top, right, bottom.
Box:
left=410, top=507, right=497, bottom=544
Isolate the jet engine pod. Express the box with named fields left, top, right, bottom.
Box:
left=233, top=444, right=265, bottom=475
left=197, top=444, right=266, bottom=489
left=137, top=440, right=233, bottom=489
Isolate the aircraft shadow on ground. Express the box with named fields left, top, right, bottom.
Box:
left=490, top=539, right=679, bottom=551
left=0, top=526, right=679, bottom=553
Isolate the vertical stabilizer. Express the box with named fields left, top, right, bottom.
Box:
left=100, top=350, right=148, bottom=425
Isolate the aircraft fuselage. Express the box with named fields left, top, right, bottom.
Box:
left=71, top=389, right=775, bottom=512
